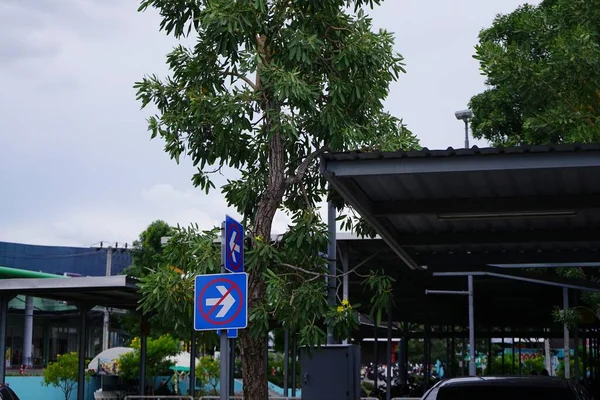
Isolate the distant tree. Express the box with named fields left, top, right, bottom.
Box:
left=469, top=0, right=600, bottom=146
left=124, top=220, right=174, bottom=278
left=118, top=334, right=179, bottom=394
left=41, top=352, right=88, bottom=400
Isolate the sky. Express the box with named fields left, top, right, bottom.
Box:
left=0, top=0, right=539, bottom=248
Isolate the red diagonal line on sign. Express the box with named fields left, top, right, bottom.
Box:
left=206, top=284, right=235, bottom=317
left=228, top=230, right=239, bottom=265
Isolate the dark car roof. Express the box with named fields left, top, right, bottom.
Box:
left=437, top=376, right=572, bottom=389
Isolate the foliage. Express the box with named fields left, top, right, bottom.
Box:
left=116, top=221, right=176, bottom=339
left=265, top=351, right=300, bottom=389
left=135, top=0, right=419, bottom=398
left=118, top=334, right=179, bottom=390
left=124, top=220, right=174, bottom=278
left=41, top=352, right=89, bottom=400
left=196, top=356, right=220, bottom=395
left=469, top=0, right=600, bottom=146
left=324, top=299, right=360, bottom=343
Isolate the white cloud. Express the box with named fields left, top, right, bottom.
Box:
left=0, top=183, right=297, bottom=247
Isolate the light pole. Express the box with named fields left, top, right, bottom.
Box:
left=455, top=109, right=473, bottom=149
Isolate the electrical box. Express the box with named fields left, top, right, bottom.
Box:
left=301, top=344, right=361, bottom=400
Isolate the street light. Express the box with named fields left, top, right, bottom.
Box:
left=455, top=109, right=473, bottom=149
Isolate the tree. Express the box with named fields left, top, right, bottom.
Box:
left=469, top=0, right=600, bottom=146
left=116, top=220, right=176, bottom=339
left=123, top=220, right=174, bottom=278
left=135, top=1, right=419, bottom=398
left=118, top=334, right=179, bottom=393
left=41, top=352, right=88, bottom=400
left=196, top=356, right=220, bottom=395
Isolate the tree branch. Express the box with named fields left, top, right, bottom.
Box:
left=285, top=146, right=329, bottom=186
left=223, top=72, right=258, bottom=91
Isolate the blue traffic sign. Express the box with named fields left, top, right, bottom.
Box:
left=194, top=272, right=248, bottom=331
left=225, top=215, right=244, bottom=273
left=216, top=329, right=238, bottom=339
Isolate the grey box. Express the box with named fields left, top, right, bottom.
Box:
left=301, top=344, right=361, bottom=400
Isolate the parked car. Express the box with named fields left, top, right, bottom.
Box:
left=421, top=376, right=590, bottom=400
left=0, top=384, right=20, bottom=400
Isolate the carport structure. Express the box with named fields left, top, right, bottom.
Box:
left=0, top=275, right=144, bottom=400
left=322, top=144, right=600, bottom=383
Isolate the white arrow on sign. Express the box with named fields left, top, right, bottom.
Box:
left=205, top=285, right=236, bottom=318
left=229, top=230, right=241, bottom=262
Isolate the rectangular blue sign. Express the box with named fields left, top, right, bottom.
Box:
left=194, top=272, right=248, bottom=331
left=224, top=215, right=244, bottom=273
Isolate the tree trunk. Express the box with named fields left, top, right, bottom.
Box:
left=240, top=130, right=285, bottom=400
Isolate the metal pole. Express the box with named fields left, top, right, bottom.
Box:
left=341, top=243, right=349, bottom=345
left=468, top=275, right=476, bottom=376
left=283, top=329, right=289, bottom=396
left=229, top=337, right=235, bottom=395
left=327, top=198, right=337, bottom=345
left=220, top=221, right=229, bottom=400
left=190, top=331, right=196, bottom=397
left=0, top=298, right=8, bottom=384
left=23, top=296, right=34, bottom=367
left=386, top=309, right=392, bottom=400
left=464, top=120, right=470, bottom=149
left=77, top=307, right=87, bottom=400
left=374, top=324, right=379, bottom=391
left=140, top=317, right=147, bottom=395
left=574, top=294, right=580, bottom=381
left=564, top=287, right=571, bottom=379
left=291, top=334, right=297, bottom=397
left=103, top=246, right=112, bottom=351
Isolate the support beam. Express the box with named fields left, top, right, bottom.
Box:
left=386, top=308, right=392, bottom=400
left=395, top=229, right=599, bottom=247
left=421, top=250, right=600, bottom=266
left=0, top=297, right=8, bottom=384
left=140, top=316, right=148, bottom=396
left=323, top=147, right=600, bottom=177
left=77, top=306, right=88, bottom=400
left=283, top=329, right=289, bottom=396
left=322, top=172, right=420, bottom=269
left=190, top=331, right=196, bottom=398
left=563, top=288, right=571, bottom=379
left=468, top=276, right=476, bottom=376
left=23, top=296, right=34, bottom=367
left=327, top=198, right=337, bottom=345
left=372, top=194, right=600, bottom=217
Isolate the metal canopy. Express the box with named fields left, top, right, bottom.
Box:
left=322, top=144, right=600, bottom=269
left=0, top=275, right=141, bottom=310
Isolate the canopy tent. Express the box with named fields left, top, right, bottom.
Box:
left=168, top=351, right=200, bottom=372
left=87, top=347, right=133, bottom=375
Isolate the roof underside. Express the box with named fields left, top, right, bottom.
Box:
left=0, top=275, right=141, bottom=310
left=323, top=144, right=600, bottom=327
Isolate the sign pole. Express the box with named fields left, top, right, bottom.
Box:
left=220, top=221, right=230, bottom=400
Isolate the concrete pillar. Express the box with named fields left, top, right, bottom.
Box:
left=23, top=296, right=34, bottom=367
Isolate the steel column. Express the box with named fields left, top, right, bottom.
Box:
left=468, top=275, right=476, bottom=376
left=563, top=288, right=571, bottom=379
left=77, top=306, right=87, bottom=400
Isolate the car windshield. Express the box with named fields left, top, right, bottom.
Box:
left=435, top=385, right=576, bottom=400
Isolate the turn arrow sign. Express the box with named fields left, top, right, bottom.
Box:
left=205, top=285, right=236, bottom=318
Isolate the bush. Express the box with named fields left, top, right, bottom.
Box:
left=42, top=352, right=90, bottom=400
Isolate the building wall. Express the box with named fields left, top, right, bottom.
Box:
left=7, top=376, right=100, bottom=400
left=0, top=241, right=132, bottom=277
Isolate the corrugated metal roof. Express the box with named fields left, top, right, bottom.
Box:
left=322, top=143, right=600, bottom=162
left=322, top=143, right=600, bottom=269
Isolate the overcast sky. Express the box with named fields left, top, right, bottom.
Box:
left=0, top=0, right=538, bottom=247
